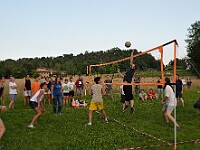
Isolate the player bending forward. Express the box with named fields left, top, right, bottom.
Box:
left=28, top=82, right=47, bottom=128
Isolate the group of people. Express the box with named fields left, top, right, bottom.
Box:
left=0, top=50, right=198, bottom=141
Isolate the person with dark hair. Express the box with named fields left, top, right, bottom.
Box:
left=44, top=77, right=51, bottom=105
left=87, top=77, right=108, bottom=126
left=51, top=77, right=63, bottom=115
left=0, top=76, right=5, bottom=105
left=28, top=82, right=47, bottom=128
left=161, top=77, right=180, bottom=130
left=193, top=98, right=200, bottom=115
left=24, top=75, right=31, bottom=106
left=118, top=50, right=136, bottom=114
left=75, top=75, right=84, bottom=100
left=31, top=75, right=40, bottom=95
left=104, top=75, right=114, bottom=100
left=176, top=74, right=184, bottom=107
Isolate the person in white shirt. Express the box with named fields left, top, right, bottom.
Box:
left=28, top=82, right=47, bottom=128
left=62, top=79, right=70, bottom=105
left=9, top=76, right=17, bottom=109
left=68, top=77, right=75, bottom=105
left=161, top=77, right=180, bottom=130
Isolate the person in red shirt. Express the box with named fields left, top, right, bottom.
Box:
left=75, top=75, right=84, bottom=100
left=148, top=88, right=158, bottom=100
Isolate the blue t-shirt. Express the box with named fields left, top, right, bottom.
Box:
left=52, top=82, right=62, bottom=95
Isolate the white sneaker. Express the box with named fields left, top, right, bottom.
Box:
left=105, top=119, right=109, bottom=123
left=28, top=124, right=34, bottom=128
left=86, top=122, right=92, bottom=126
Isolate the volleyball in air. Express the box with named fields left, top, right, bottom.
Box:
left=125, top=41, right=131, bottom=48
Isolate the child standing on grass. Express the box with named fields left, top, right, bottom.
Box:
left=28, top=82, right=47, bottom=128
left=87, top=77, right=108, bottom=126
left=9, top=76, right=17, bottom=109
left=161, top=77, right=180, bottom=130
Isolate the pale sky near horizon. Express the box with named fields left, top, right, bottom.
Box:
left=0, top=0, right=199, bottom=64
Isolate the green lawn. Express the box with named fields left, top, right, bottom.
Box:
left=0, top=90, right=200, bottom=150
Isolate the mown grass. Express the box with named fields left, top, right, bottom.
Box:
left=0, top=90, right=200, bottom=150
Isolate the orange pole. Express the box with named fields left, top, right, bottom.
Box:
left=159, top=46, right=164, bottom=84
left=174, top=42, right=177, bottom=83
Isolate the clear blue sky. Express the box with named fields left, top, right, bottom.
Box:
left=0, top=0, right=199, bottom=64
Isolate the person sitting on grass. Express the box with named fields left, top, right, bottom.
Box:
left=193, top=98, right=200, bottom=115
left=28, top=82, right=47, bottom=128
left=161, top=77, right=180, bottom=130
left=139, top=89, right=148, bottom=101
left=148, top=88, right=158, bottom=100
left=87, top=77, right=108, bottom=126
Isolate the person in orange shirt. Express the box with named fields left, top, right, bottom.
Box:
left=32, top=75, right=41, bottom=95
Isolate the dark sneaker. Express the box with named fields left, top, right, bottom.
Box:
left=176, top=126, right=181, bottom=131
left=123, top=105, right=128, bottom=112
left=130, top=107, right=135, bottom=114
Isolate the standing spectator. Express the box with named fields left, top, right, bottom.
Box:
left=120, top=79, right=126, bottom=111
left=104, top=75, right=114, bottom=100
left=9, top=76, right=17, bottom=109
left=75, top=75, right=84, bottom=100
left=32, top=75, right=41, bottom=95
left=161, top=77, right=180, bottom=130
left=87, top=77, right=108, bottom=126
left=176, top=74, right=184, bottom=107
left=68, top=77, right=75, bottom=105
left=24, top=75, right=31, bottom=106
left=156, top=77, right=163, bottom=96
left=62, top=79, right=70, bottom=105
left=139, top=89, right=148, bottom=101
left=186, top=78, right=192, bottom=89
left=182, top=77, right=186, bottom=90
left=134, top=73, right=140, bottom=95
left=44, top=77, right=51, bottom=105
left=0, top=76, right=5, bottom=105
left=51, top=77, right=62, bottom=115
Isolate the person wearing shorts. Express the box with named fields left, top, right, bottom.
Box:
left=28, top=82, right=47, bottom=128
left=161, top=77, right=180, bottom=130
left=75, top=75, right=84, bottom=100
left=87, top=77, right=108, bottom=126
left=62, top=79, right=70, bottom=105
left=120, top=80, right=126, bottom=111
left=9, top=76, right=17, bottom=109
left=68, top=77, right=75, bottom=104
left=24, top=75, right=32, bottom=106
left=122, top=50, right=136, bottom=114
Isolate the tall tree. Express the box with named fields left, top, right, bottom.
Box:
left=185, top=21, right=200, bottom=75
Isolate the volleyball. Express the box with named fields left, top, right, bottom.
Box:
left=125, top=41, right=131, bottom=48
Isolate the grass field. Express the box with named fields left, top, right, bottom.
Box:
left=0, top=79, right=200, bottom=150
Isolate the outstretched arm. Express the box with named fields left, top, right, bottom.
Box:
left=117, top=69, right=124, bottom=78
left=130, top=49, right=134, bottom=66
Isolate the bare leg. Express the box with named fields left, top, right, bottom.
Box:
left=88, top=110, right=93, bottom=123
left=130, top=100, right=134, bottom=108
left=180, top=98, right=184, bottom=107
left=165, top=110, right=179, bottom=127
left=101, top=109, right=107, bottom=120
left=0, top=118, right=6, bottom=140
left=31, top=107, right=42, bottom=125
left=9, top=101, right=15, bottom=109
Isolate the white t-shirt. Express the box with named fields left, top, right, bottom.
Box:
left=62, top=83, right=69, bottom=93
left=9, top=82, right=17, bottom=94
left=30, top=89, right=44, bottom=103
left=68, top=82, right=75, bottom=91
left=164, top=85, right=177, bottom=106
left=120, top=85, right=125, bottom=95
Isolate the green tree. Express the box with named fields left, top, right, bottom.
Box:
left=185, top=21, right=200, bottom=75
